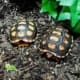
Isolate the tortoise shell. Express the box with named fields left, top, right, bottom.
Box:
left=39, top=26, right=73, bottom=59
left=10, top=18, right=36, bottom=47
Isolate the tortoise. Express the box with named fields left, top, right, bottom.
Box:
left=39, top=25, right=73, bottom=59
left=10, top=17, right=37, bottom=47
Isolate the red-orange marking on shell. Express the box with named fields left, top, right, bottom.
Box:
left=48, top=43, right=56, bottom=49
left=59, top=45, right=65, bottom=51
left=50, top=36, right=59, bottom=42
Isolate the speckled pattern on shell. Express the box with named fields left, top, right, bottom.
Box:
left=39, top=26, right=72, bottom=58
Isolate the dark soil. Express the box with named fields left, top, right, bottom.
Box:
left=0, top=0, right=80, bottom=80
